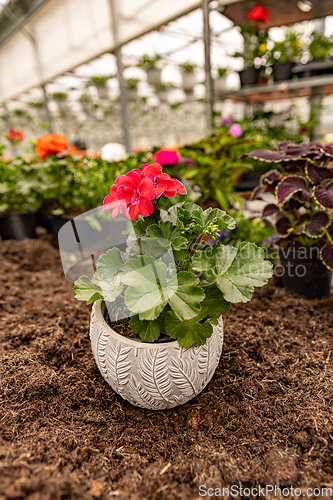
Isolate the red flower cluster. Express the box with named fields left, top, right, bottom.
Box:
left=103, top=163, right=187, bottom=221
left=7, top=128, right=23, bottom=143
left=247, top=5, right=270, bottom=23
left=35, top=133, right=69, bottom=158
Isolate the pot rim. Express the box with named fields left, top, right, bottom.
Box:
left=94, top=299, right=180, bottom=350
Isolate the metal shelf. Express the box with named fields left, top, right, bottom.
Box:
left=218, top=74, right=333, bottom=102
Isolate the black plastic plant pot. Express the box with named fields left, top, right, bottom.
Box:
left=272, top=62, right=295, bottom=82
left=279, top=247, right=332, bottom=299
left=239, top=68, right=260, bottom=87
left=52, top=215, right=71, bottom=249
left=0, top=213, right=37, bottom=241
left=235, top=172, right=262, bottom=192
left=36, top=205, right=53, bottom=233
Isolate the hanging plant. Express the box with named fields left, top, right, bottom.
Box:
left=179, top=62, right=197, bottom=93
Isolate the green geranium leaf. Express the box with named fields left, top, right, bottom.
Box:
left=129, top=314, right=165, bottom=342
left=165, top=310, right=213, bottom=348
left=167, top=272, right=205, bottom=320
left=93, top=271, right=123, bottom=303
left=160, top=203, right=197, bottom=234
left=192, top=207, right=236, bottom=232
left=191, top=246, right=216, bottom=272
left=173, top=249, right=191, bottom=263
left=121, top=257, right=204, bottom=321
left=194, top=242, right=273, bottom=303
left=146, top=221, right=188, bottom=251
left=121, top=258, right=169, bottom=320
left=201, top=284, right=230, bottom=324
left=97, top=247, right=124, bottom=280
left=73, top=275, right=102, bottom=304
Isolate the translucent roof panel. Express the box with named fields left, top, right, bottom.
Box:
left=0, top=0, right=222, bottom=103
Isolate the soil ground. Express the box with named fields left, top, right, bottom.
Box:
left=0, top=237, right=333, bottom=500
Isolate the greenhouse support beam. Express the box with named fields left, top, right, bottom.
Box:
left=203, top=0, right=214, bottom=129
left=3, top=101, right=16, bottom=156
left=309, top=18, right=325, bottom=140
left=109, top=0, right=131, bottom=154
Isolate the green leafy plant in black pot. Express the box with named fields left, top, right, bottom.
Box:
left=270, top=29, right=304, bottom=82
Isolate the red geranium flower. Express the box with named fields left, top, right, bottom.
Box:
left=6, top=128, right=24, bottom=143
left=142, top=163, right=186, bottom=198
left=155, top=149, right=179, bottom=167
left=102, top=175, right=126, bottom=219
left=116, top=172, right=154, bottom=221
left=247, top=5, right=270, bottom=23
left=35, top=133, right=69, bottom=158
left=103, top=163, right=187, bottom=221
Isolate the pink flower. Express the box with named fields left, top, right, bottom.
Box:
left=220, top=117, right=234, bottom=126
left=229, top=123, right=243, bottom=138
left=155, top=149, right=179, bottom=167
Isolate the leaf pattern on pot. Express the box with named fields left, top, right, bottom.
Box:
left=97, top=327, right=110, bottom=381
left=128, top=374, right=166, bottom=410
left=105, top=341, right=132, bottom=389
left=89, top=307, right=96, bottom=340
left=169, top=357, right=198, bottom=398
left=138, top=348, right=172, bottom=402
left=198, top=341, right=209, bottom=377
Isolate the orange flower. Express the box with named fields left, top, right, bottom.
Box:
left=35, top=133, right=69, bottom=158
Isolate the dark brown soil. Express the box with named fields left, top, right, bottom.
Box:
left=0, top=236, right=333, bottom=500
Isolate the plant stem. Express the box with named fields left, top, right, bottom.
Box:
left=189, top=234, right=203, bottom=258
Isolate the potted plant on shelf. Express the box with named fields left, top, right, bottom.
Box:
left=138, top=54, right=162, bottom=86
left=155, top=83, right=173, bottom=103
left=296, top=32, right=333, bottom=79
left=179, top=62, right=197, bottom=93
left=53, top=92, right=68, bottom=113
left=29, top=101, right=47, bottom=122
left=90, top=76, right=110, bottom=100
left=72, top=162, right=273, bottom=410
left=270, top=29, right=304, bottom=82
left=79, top=93, right=94, bottom=114
left=126, top=79, right=140, bottom=101
left=247, top=141, right=333, bottom=298
left=214, top=67, right=228, bottom=93
left=234, top=5, right=270, bottom=87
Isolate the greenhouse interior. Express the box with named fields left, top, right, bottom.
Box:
left=1, top=0, right=333, bottom=499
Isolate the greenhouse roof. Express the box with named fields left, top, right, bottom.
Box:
left=0, top=0, right=49, bottom=45
left=2, top=0, right=230, bottom=103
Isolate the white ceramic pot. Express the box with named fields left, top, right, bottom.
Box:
left=55, top=99, right=67, bottom=113
left=127, top=89, right=138, bottom=102
left=157, top=91, right=169, bottom=103
left=214, top=75, right=227, bottom=93
left=90, top=300, right=223, bottom=410
left=96, top=86, right=109, bottom=100
left=146, top=68, right=162, bottom=86
left=182, top=73, right=196, bottom=93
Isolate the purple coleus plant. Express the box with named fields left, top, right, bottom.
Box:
left=247, top=141, right=333, bottom=271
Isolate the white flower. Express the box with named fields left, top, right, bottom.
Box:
left=100, top=142, right=127, bottom=162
